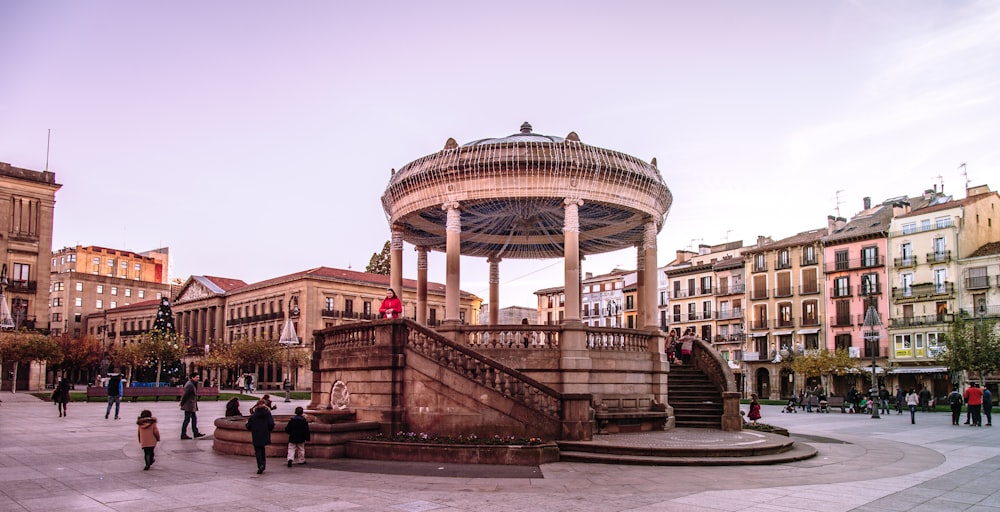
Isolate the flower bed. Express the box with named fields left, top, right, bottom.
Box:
left=348, top=433, right=559, bottom=465
left=742, top=423, right=789, bottom=436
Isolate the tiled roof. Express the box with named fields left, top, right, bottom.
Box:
left=228, top=267, right=477, bottom=299
left=104, top=299, right=161, bottom=313
left=896, top=191, right=997, bottom=219
left=744, top=228, right=826, bottom=254
left=200, top=276, right=248, bottom=293
left=969, top=241, right=1000, bottom=258
left=823, top=205, right=893, bottom=245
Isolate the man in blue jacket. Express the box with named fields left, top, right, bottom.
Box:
left=105, top=373, right=123, bottom=420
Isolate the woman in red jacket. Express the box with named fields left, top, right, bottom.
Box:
left=379, top=288, right=403, bottom=319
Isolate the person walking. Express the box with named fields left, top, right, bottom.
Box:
left=894, top=385, right=905, bottom=415
left=964, top=382, right=984, bottom=427
left=284, top=406, right=311, bottom=467
left=246, top=399, right=275, bottom=474
left=983, top=386, right=993, bottom=427
left=105, top=373, right=123, bottom=420
left=906, top=388, right=920, bottom=424
left=52, top=378, right=70, bottom=417
left=747, top=393, right=762, bottom=424
left=947, top=386, right=964, bottom=425
left=179, top=373, right=205, bottom=439
left=879, top=386, right=890, bottom=415
left=379, top=288, right=403, bottom=319
left=136, top=409, right=160, bottom=470
left=919, top=387, right=932, bottom=412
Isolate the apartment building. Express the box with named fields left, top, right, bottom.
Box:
left=958, top=242, right=1000, bottom=350
left=664, top=242, right=745, bottom=339
left=0, top=161, right=61, bottom=391
left=743, top=230, right=827, bottom=399
left=581, top=269, right=630, bottom=328
left=887, top=185, right=1000, bottom=395
left=535, top=286, right=565, bottom=325
left=50, top=245, right=172, bottom=337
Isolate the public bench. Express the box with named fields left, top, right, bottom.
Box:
left=824, top=396, right=846, bottom=413
left=593, top=394, right=669, bottom=434
left=86, top=386, right=221, bottom=402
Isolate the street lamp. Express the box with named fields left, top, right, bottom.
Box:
left=862, top=292, right=882, bottom=419
left=278, top=315, right=299, bottom=403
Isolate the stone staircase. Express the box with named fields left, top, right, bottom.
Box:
left=668, top=365, right=724, bottom=429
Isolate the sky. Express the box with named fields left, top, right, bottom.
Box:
left=1, top=1, right=998, bottom=308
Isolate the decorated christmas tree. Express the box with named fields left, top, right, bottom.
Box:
left=152, top=297, right=176, bottom=333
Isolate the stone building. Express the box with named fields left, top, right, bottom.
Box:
left=0, top=161, right=61, bottom=391
left=581, top=269, right=630, bottom=328
left=49, top=245, right=171, bottom=337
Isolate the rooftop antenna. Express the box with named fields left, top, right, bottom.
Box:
left=725, top=229, right=733, bottom=243
left=834, top=190, right=845, bottom=218
left=958, top=163, right=968, bottom=190
left=45, top=129, right=51, bottom=171
left=688, top=238, right=703, bottom=251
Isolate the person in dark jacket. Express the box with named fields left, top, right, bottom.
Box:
left=284, top=406, right=311, bottom=467
left=52, top=378, right=71, bottom=417
left=225, top=396, right=242, bottom=417
left=246, top=400, right=275, bottom=474
left=105, top=373, right=123, bottom=420
left=179, top=373, right=204, bottom=439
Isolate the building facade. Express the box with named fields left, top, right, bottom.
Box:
left=581, top=269, right=630, bottom=328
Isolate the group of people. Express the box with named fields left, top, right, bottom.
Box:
left=946, top=382, right=993, bottom=427
left=665, top=328, right=696, bottom=365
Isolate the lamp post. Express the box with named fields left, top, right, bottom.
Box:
left=862, top=292, right=882, bottom=419
left=278, top=315, right=299, bottom=403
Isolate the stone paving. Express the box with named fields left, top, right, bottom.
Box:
left=1, top=390, right=998, bottom=511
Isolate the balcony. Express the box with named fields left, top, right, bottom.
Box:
left=863, top=342, right=880, bottom=358
left=960, top=305, right=1000, bottom=318
left=857, top=283, right=882, bottom=296
left=801, top=254, right=819, bottom=266
left=7, top=280, right=37, bottom=292
left=965, top=276, right=990, bottom=290
left=752, top=262, right=768, bottom=273
left=800, top=316, right=820, bottom=326
left=749, top=319, right=769, bottom=330
left=774, top=287, right=794, bottom=298
left=926, top=250, right=952, bottom=264
left=672, top=314, right=682, bottom=323
left=775, top=258, right=792, bottom=270
left=799, top=282, right=821, bottom=295
left=320, top=309, right=376, bottom=321
left=892, top=282, right=954, bottom=301
left=830, top=286, right=852, bottom=298
left=717, top=309, right=744, bottom=320
left=743, top=351, right=774, bottom=362
left=889, top=314, right=954, bottom=327
left=830, top=315, right=854, bottom=327
left=750, top=288, right=769, bottom=300
left=715, top=284, right=745, bottom=296
left=774, top=316, right=795, bottom=329
left=894, top=256, right=918, bottom=268
left=713, top=333, right=746, bottom=344
left=824, top=255, right=886, bottom=273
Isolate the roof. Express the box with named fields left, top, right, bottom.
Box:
left=896, top=191, right=997, bottom=219
left=969, top=241, right=1000, bottom=258
left=198, top=276, right=248, bottom=294
left=823, top=204, right=893, bottom=245
left=230, top=266, right=479, bottom=300
left=104, top=299, right=161, bottom=313
left=462, top=122, right=566, bottom=146
left=744, top=228, right=826, bottom=254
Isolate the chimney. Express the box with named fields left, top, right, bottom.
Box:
left=756, top=235, right=769, bottom=247
left=585, top=272, right=593, bottom=279
left=827, top=215, right=846, bottom=234
left=863, top=197, right=871, bottom=210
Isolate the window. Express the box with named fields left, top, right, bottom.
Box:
left=583, top=304, right=590, bottom=317
left=900, top=273, right=913, bottom=297
left=935, top=216, right=951, bottom=228
left=12, top=263, right=29, bottom=285
left=93, top=257, right=100, bottom=266
left=968, top=267, right=988, bottom=289
left=752, top=274, right=767, bottom=300
left=687, top=278, right=696, bottom=296
left=583, top=285, right=590, bottom=293
left=687, top=303, right=696, bottom=321
left=345, top=299, right=354, bottom=316
left=834, top=277, right=850, bottom=297
left=626, top=295, right=635, bottom=310
left=53, top=297, right=62, bottom=306
left=75, top=297, right=82, bottom=307
left=110, top=301, right=117, bottom=309
left=802, top=301, right=818, bottom=325
left=124, top=288, right=131, bottom=297
left=900, top=242, right=913, bottom=265
left=702, top=300, right=712, bottom=318
left=96, top=299, right=103, bottom=309
left=777, top=249, right=790, bottom=269
left=754, top=254, right=766, bottom=272
left=860, top=273, right=879, bottom=295
left=777, top=303, right=792, bottom=327
left=107, top=259, right=114, bottom=267
left=53, top=282, right=64, bottom=291
left=74, top=313, right=81, bottom=322
left=700, top=276, right=711, bottom=294
left=835, top=300, right=851, bottom=326
left=934, top=268, right=948, bottom=293
left=802, top=245, right=817, bottom=265
left=138, top=290, right=145, bottom=298
left=96, top=285, right=104, bottom=294
left=659, top=291, right=666, bottom=306
left=860, top=246, right=878, bottom=267
left=672, top=305, right=681, bottom=323
left=121, top=261, right=127, bottom=269
left=134, top=263, right=141, bottom=271
left=835, top=333, right=852, bottom=350
left=614, top=282, right=622, bottom=290
left=804, top=333, right=819, bottom=350
left=801, top=268, right=818, bottom=294
left=921, top=219, right=931, bottom=231
left=52, top=313, right=62, bottom=322
left=902, top=222, right=916, bottom=234
left=834, top=250, right=849, bottom=271
left=927, top=332, right=944, bottom=356
left=776, top=272, right=791, bottom=296
left=111, top=286, right=117, bottom=296
left=932, top=237, right=946, bottom=260
left=325, top=297, right=334, bottom=310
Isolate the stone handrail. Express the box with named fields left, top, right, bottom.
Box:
left=690, top=337, right=737, bottom=393
left=585, top=327, right=652, bottom=352
left=405, top=321, right=562, bottom=419
left=452, top=324, right=562, bottom=349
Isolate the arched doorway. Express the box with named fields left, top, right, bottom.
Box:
left=780, top=368, right=795, bottom=399
left=755, top=368, right=770, bottom=398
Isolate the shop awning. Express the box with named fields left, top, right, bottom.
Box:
left=890, top=366, right=949, bottom=374
left=772, top=330, right=793, bottom=336
left=797, top=328, right=820, bottom=334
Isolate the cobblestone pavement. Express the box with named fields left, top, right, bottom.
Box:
left=1, top=391, right=998, bottom=511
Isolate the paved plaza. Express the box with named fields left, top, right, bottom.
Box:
left=1, top=390, right=998, bottom=511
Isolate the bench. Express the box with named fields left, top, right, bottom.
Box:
left=86, top=386, right=221, bottom=402
left=593, top=395, right=669, bottom=434
left=823, top=396, right=846, bottom=413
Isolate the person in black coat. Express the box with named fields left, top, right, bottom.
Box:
left=225, top=397, right=242, bottom=417
left=245, top=400, right=275, bottom=474
left=52, top=379, right=71, bottom=417
left=284, top=406, right=311, bottom=467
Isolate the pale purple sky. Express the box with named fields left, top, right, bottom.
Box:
left=1, top=1, right=997, bottom=307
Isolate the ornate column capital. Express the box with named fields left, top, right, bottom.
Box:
left=563, top=198, right=583, bottom=233
left=443, top=202, right=461, bottom=234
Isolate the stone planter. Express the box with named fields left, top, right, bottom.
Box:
left=346, top=440, right=560, bottom=466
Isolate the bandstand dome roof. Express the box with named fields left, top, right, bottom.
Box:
left=382, top=122, right=672, bottom=259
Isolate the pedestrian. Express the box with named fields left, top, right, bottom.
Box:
left=748, top=393, right=762, bottom=424
left=879, top=386, right=890, bottom=415
left=284, top=406, right=311, bottom=467
left=984, top=386, right=993, bottom=427
left=679, top=327, right=695, bottom=365
left=964, top=382, right=983, bottom=427
left=250, top=394, right=277, bottom=413
left=947, top=385, right=963, bottom=425
left=136, top=409, right=160, bottom=470
left=179, top=373, right=205, bottom=439
left=105, top=373, right=123, bottom=420
left=919, top=387, right=932, bottom=412
left=906, top=388, right=920, bottom=424
left=246, top=399, right=275, bottom=474
left=379, top=288, right=403, bottom=319
left=225, top=396, right=242, bottom=417
left=51, top=378, right=70, bottom=417
left=895, top=385, right=904, bottom=415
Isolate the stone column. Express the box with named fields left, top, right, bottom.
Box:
left=415, top=246, right=428, bottom=324
left=390, top=228, right=404, bottom=310
left=643, top=220, right=659, bottom=329
left=637, top=242, right=645, bottom=329
left=488, top=256, right=500, bottom=326
left=443, top=202, right=461, bottom=324
left=563, top=198, right=583, bottom=323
